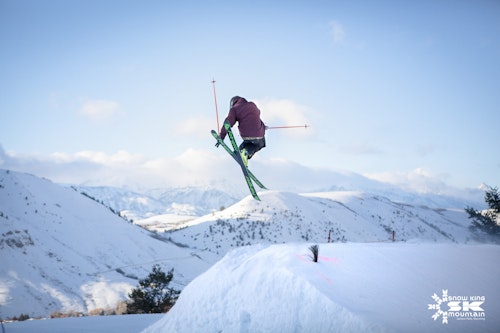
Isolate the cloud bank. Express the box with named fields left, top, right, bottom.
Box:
left=0, top=146, right=230, bottom=190
left=0, top=144, right=482, bottom=208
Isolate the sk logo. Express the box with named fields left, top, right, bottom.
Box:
left=428, top=290, right=485, bottom=324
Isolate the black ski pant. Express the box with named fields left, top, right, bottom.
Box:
left=239, top=137, right=266, bottom=159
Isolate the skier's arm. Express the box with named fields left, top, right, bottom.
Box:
left=219, top=109, right=236, bottom=140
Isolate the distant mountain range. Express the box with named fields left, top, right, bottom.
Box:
left=71, top=166, right=485, bottom=222
left=72, top=185, right=239, bottom=220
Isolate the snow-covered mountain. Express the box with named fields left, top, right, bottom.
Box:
left=163, top=190, right=481, bottom=256
left=72, top=185, right=239, bottom=220
left=70, top=166, right=485, bottom=235
left=0, top=169, right=216, bottom=319
left=0, top=168, right=492, bottom=322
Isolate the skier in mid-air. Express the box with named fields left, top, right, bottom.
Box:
left=218, top=96, right=266, bottom=166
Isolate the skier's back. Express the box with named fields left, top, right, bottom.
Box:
left=219, top=96, right=266, bottom=165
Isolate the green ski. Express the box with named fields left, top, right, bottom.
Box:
left=211, top=130, right=267, bottom=190
left=211, top=120, right=266, bottom=200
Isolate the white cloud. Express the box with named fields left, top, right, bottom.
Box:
left=255, top=99, right=313, bottom=138
left=51, top=150, right=145, bottom=166
left=329, top=20, right=345, bottom=44
left=174, top=115, right=215, bottom=138
left=364, top=168, right=451, bottom=194
left=0, top=146, right=234, bottom=189
left=79, top=99, right=120, bottom=123
left=49, top=92, right=62, bottom=110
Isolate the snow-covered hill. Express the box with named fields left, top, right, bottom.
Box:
left=0, top=169, right=216, bottom=318
left=164, top=190, right=480, bottom=256
left=72, top=185, right=238, bottom=221
left=70, top=165, right=485, bottom=234
left=143, top=242, right=500, bottom=333
left=0, top=168, right=492, bottom=323
left=5, top=243, right=499, bottom=333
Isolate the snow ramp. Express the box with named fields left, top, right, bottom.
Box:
left=143, top=242, right=500, bottom=333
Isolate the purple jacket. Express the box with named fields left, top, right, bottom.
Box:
left=219, top=97, right=265, bottom=140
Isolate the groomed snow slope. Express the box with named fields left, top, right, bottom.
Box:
left=143, top=242, right=500, bottom=333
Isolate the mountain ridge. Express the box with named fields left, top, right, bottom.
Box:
left=163, top=190, right=480, bottom=257
left=0, top=169, right=215, bottom=318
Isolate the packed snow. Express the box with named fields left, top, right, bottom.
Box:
left=143, top=242, right=500, bottom=333
left=3, top=314, right=163, bottom=333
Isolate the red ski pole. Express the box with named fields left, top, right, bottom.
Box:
left=212, top=79, right=220, bottom=130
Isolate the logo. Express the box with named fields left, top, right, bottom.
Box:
left=428, top=290, right=486, bottom=324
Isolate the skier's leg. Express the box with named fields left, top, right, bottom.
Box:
left=240, top=138, right=265, bottom=159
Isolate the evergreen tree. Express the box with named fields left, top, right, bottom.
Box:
left=465, top=186, right=500, bottom=236
left=127, top=265, right=180, bottom=314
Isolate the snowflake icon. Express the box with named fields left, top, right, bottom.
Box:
left=428, top=289, right=449, bottom=324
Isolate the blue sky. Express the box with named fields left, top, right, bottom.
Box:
left=1, top=0, right=499, bottom=191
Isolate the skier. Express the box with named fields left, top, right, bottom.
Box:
left=218, top=96, right=266, bottom=166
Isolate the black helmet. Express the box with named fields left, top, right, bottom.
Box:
left=230, top=96, right=242, bottom=108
